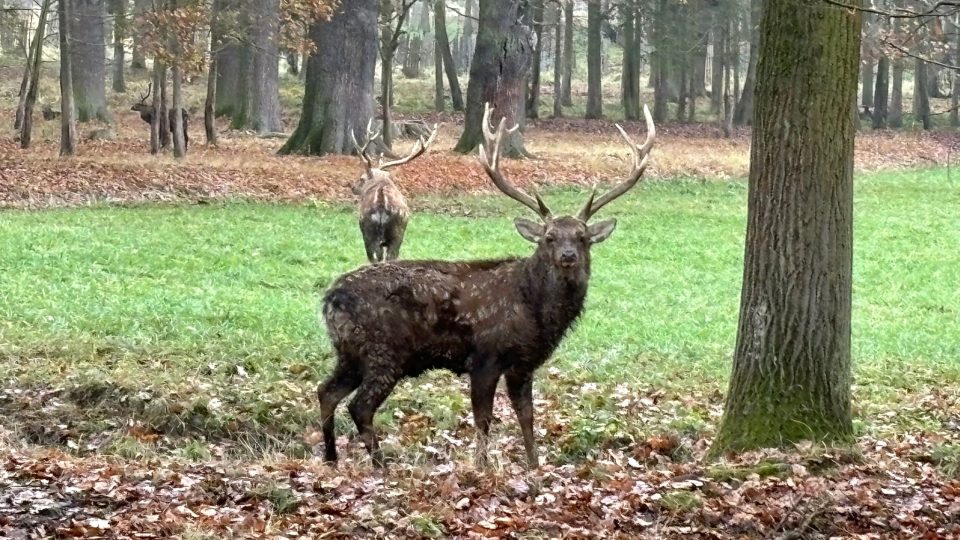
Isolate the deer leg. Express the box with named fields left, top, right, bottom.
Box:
left=317, top=366, right=361, bottom=463
left=385, top=221, right=406, bottom=261
left=348, top=375, right=399, bottom=467
left=470, top=365, right=500, bottom=469
left=361, top=223, right=378, bottom=263
left=506, top=371, right=538, bottom=469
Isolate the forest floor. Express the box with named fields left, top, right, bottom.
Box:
left=2, top=71, right=960, bottom=538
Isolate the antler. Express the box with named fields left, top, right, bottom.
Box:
left=379, top=123, right=440, bottom=170
left=578, top=104, right=656, bottom=221
left=350, top=119, right=381, bottom=173
left=478, top=102, right=551, bottom=219
left=138, top=83, right=153, bottom=104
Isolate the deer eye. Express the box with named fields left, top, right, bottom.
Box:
left=544, top=235, right=556, bottom=244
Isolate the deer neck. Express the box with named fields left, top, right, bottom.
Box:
left=519, top=254, right=590, bottom=349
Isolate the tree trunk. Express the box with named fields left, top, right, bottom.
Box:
left=402, top=2, right=428, bottom=78
left=691, top=32, right=708, bottom=97
left=721, top=21, right=733, bottom=137
left=171, top=0, right=186, bottom=158
left=889, top=59, right=903, bottom=127
left=872, top=55, right=888, bottom=129
left=915, top=59, right=931, bottom=130
left=131, top=0, right=147, bottom=69
left=380, top=0, right=396, bottom=148
left=159, top=64, right=170, bottom=148
left=286, top=49, right=299, bottom=76
left=711, top=26, right=724, bottom=114
left=733, top=0, right=759, bottom=125
left=561, top=0, right=573, bottom=106
left=711, top=0, right=859, bottom=455
left=280, top=0, right=378, bottom=156
left=861, top=59, right=875, bottom=107
left=71, top=0, right=110, bottom=122
left=60, top=0, right=78, bottom=156
left=215, top=0, right=241, bottom=116
left=21, top=0, right=51, bottom=148
left=150, top=62, right=162, bottom=153
left=552, top=2, right=562, bottom=117
left=652, top=0, right=669, bottom=123
left=14, top=13, right=35, bottom=132
left=952, top=16, right=960, bottom=128
left=205, top=0, right=221, bottom=145
left=526, top=0, right=543, bottom=118
left=231, top=0, right=282, bottom=134
left=111, top=0, right=126, bottom=92
left=460, top=0, right=477, bottom=71
left=434, top=17, right=444, bottom=111
left=676, top=60, right=689, bottom=122
left=454, top=0, right=533, bottom=156
left=585, top=0, right=602, bottom=119
left=621, top=2, right=640, bottom=121
left=435, top=0, right=464, bottom=111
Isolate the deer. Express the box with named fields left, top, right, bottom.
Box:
left=317, top=102, right=656, bottom=469
left=130, top=83, right=189, bottom=149
left=349, top=120, right=438, bottom=263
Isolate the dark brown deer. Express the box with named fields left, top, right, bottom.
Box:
left=318, top=103, right=656, bottom=468
left=350, top=120, right=438, bottom=263
left=131, top=84, right=189, bottom=149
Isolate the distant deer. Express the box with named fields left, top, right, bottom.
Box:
left=131, top=83, right=189, bottom=149
left=349, top=120, right=438, bottom=263
left=318, top=103, right=656, bottom=468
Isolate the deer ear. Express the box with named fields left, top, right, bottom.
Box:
left=514, top=217, right=544, bottom=243
left=587, top=219, right=617, bottom=244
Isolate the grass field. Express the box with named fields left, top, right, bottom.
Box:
left=1, top=168, right=958, bottom=466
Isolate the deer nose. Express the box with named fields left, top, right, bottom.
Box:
left=559, top=250, right=579, bottom=266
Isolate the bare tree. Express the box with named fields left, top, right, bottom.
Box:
left=20, top=0, right=52, bottom=148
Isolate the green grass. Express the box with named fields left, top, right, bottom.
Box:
left=0, top=169, right=958, bottom=456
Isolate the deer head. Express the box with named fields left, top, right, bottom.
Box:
left=478, top=102, right=655, bottom=275
left=131, top=83, right=153, bottom=113
left=349, top=119, right=439, bottom=195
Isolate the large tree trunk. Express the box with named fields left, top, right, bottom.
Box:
left=732, top=0, right=760, bottom=125
left=71, top=0, right=110, bottom=122
left=915, top=59, right=931, bottom=130
left=215, top=0, right=241, bottom=116
left=552, top=2, right=562, bottom=117
left=60, top=0, right=78, bottom=156
left=621, top=2, right=640, bottom=121
left=711, top=0, right=860, bottom=455
left=230, top=0, right=282, bottom=134
left=889, top=58, right=903, bottom=127
left=561, top=0, right=573, bottom=106
left=585, top=0, right=602, bottom=119
left=130, top=0, right=147, bottom=69
left=454, top=0, right=533, bottom=157
left=280, top=0, right=378, bottom=156
left=435, top=0, right=464, bottom=111
left=525, top=0, right=543, bottom=118
left=872, top=55, right=888, bottom=129
left=111, top=0, right=125, bottom=92
left=21, top=0, right=51, bottom=148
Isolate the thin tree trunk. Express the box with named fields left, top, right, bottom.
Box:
left=14, top=12, right=35, bottom=132
left=711, top=26, right=724, bottom=114
left=159, top=65, right=170, bottom=148
left=435, top=0, right=463, bottom=111
left=131, top=0, right=147, bottom=69
left=621, top=2, right=640, bottom=121
left=952, top=15, right=960, bottom=127
left=381, top=0, right=396, bottom=148
left=60, top=0, right=78, bottom=156
left=526, top=0, right=543, bottom=118
left=150, top=62, right=161, bottom=154
left=652, top=0, right=669, bottom=123
left=112, top=0, right=126, bottom=92
left=872, top=55, right=889, bottom=129
left=460, top=0, right=476, bottom=71
left=561, top=0, right=573, bottom=106
left=712, top=0, right=860, bottom=455
left=205, top=0, right=221, bottom=145
left=916, top=58, right=931, bottom=129
left=552, top=2, right=562, bottom=117
left=20, top=0, right=51, bottom=148
left=434, top=21, right=444, bottom=111
left=733, top=0, right=759, bottom=125
left=585, top=0, right=602, bottom=119
left=721, top=22, right=733, bottom=137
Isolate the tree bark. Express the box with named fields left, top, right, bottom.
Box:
left=111, top=0, right=126, bottom=92
left=872, top=55, right=888, bottom=129
left=652, top=0, right=669, bottom=123
left=71, top=0, right=110, bottom=122
left=712, top=0, right=859, bottom=455
left=525, top=0, right=543, bottom=118
left=552, top=2, right=562, bottom=117
left=434, top=13, right=444, bottom=111
left=460, top=0, right=477, bottom=70
left=14, top=11, right=35, bottom=132
left=691, top=32, right=708, bottom=97
left=710, top=25, right=724, bottom=114
left=60, top=0, right=78, bottom=156
left=150, top=61, right=162, bottom=153
left=280, top=0, right=378, bottom=156
left=561, top=0, right=573, bottom=106
left=231, top=0, right=282, bottom=134
left=215, top=0, right=241, bottom=116
left=861, top=59, right=875, bottom=107
left=732, top=0, right=759, bottom=125
left=621, top=2, right=640, bottom=121
left=130, top=0, right=147, bottom=69
left=952, top=15, right=960, bottom=127
left=454, top=0, right=533, bottom=156
left=915, top=58, right=931, bottom=130
left=435, top=0, right=464, bottom=111
left=889, top=58, right=903, bottom=127
left=159, top=64, right=170, bottom=148
left=585, top=0, right=602, bottom=119
left=402, top=2, right=428, bottom=78
left=20, top=0, right=51, bottom=148
left=205, top=0, right=221, bottom=145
